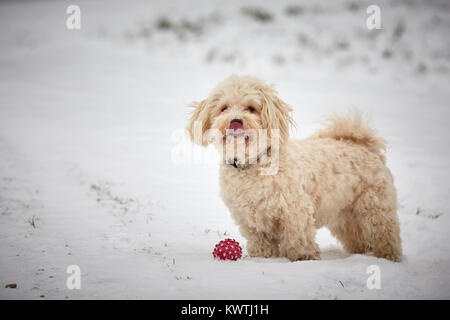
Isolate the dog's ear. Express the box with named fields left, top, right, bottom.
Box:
left=186, top=99, right=211, bottom=146
left=259, top=86, right=295, bottom=144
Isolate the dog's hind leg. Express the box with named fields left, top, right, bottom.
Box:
left=347, top=183, right=402, bottom=262
left=329, top=210, right=372, bottom=255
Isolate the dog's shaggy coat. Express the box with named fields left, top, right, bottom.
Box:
left=187, top=75, right=402, bottom=262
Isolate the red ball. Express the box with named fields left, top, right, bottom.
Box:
left=213, top=238, right=242, bottom=261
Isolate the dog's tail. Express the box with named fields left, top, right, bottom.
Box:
left=312, top=111, right=387, bottom=154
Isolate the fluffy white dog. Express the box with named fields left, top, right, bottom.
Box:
left=187, top=75, right=402, bottom=262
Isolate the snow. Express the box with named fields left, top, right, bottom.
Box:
left=1, top=0, right=449, bottom=299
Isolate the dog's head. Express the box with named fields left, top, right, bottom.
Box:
left=186, top=75, right=294, bottom=166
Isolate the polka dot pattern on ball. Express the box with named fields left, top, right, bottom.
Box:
left=212, top=238, right=242, bottom=261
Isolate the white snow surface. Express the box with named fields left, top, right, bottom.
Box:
left=0, top=0, right=450, bottom=299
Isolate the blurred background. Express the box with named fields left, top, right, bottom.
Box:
left=0, top=0, right=449, bottom=299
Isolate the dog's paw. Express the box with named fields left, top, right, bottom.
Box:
left=374, top=251, right=402, bottom=262
left=281, top=247, right=320, bottom=261
left=286, top=252, right=320, bottom=261
left=247, top=242, right=279, bottom=258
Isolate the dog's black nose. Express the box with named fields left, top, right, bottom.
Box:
left=230, top=118, right=243, bottom=125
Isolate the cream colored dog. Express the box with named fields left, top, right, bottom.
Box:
left=187, top=75, right=402, bottom=262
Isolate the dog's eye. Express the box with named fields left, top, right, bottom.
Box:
left=247, top=106, right=255, bottom=113
left=221, top=106, right=228, bottom=112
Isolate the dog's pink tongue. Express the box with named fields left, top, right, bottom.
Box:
left=229, top=121, right=243, bottom=130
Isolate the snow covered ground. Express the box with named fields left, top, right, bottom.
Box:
left=0, top=0, right=449, bottom=299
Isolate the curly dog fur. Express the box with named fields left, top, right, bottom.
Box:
left=187, top=75, right=402, bottom=262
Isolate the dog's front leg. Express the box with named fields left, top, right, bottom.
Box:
left=239, top=225, right=279, bottom=258
left=279, top=204, right=320, bottom=261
